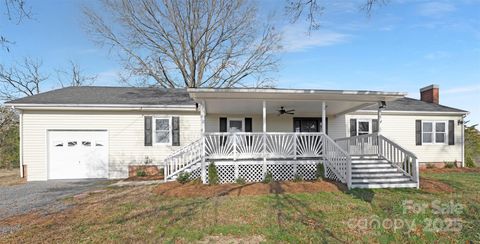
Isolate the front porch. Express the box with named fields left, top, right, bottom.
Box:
left=164, top=88, right=419, bottom=189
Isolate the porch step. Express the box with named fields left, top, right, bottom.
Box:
left=351, top=176, right=412, bottom=183
left=352, top=172, right=405, bottom=178
left=351, top=163, right=392, bottom=168
left=351, top=159, right=388, bottom=164
left=351, top=181, right=418, bottom=189
left=352, top=167, right=399, bottom=173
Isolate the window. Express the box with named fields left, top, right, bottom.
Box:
left=357, top=120, right=370, bottom=135
left=154, top=117, right=171, bottom=144
left=422, top=121, right=446, bottom=144
left=228, top=118, right=243, bottom=132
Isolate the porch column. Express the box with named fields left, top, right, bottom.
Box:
left=200, top=101, right=207, bottom=184
left=377, top=102, right=382, bottom=135
left=262, top=100, right=267, bottom=175
left=322, top=101, right=326, bottom=133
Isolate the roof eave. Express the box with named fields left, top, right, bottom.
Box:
left=5, top=103, right=197, bottom=111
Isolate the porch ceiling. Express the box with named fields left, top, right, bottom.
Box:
left=189, top=88, right=406, bottom=116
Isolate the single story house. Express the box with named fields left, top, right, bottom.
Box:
left=6, top=84, right=468, bottom=189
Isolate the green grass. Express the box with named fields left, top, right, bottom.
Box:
left=3, top=171, right=480, bottom=243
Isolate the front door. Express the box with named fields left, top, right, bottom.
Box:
left=293, top=118, right=326, bottom=133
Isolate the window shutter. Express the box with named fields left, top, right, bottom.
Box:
left=172, top=116, right=180, bottom=146
left=219, top=117, right=227, bottom=132
left=415, top=120, right=422, bottom=146
left=372, top=119, right=379, bottom=133
left=245, top=118, right=252, bottom=132
left=448, top=120, right=455, bottom=145
left=350, top=119, right=357, bottom=137
left=144, top=116, right=152, bottom=146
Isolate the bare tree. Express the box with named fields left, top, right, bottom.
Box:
left=286, top=0, right=388, bottom=32
left=0, top=57, right=48, bottom=100
left=83, top=0, right=280, bottom=88
left=56, top=61, right=97, bottom=87
left=1, top=0, right=32, bottom=51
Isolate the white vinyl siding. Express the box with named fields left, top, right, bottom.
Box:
left=346, top=113, right=463, bottom=163
left=22, top=110, right=201, bottom=181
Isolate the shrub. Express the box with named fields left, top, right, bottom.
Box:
left=136, top=169, right=147, bottom=177
left=316, top=163, right=324, bottom=180
left=444, top=162, right=455, bottom=168
left=426, top=163, right=435, bottom=169
left=293, top=174, right=303, bottom=182
left=465, top=156, right=476, bottom=168
left=208, top=162, right=219, bottom=185
left=177, top=172, right=191, bottom=184
left=262, top=171, right=273, bottom=184
left=235, top=177, right=246, bottom=185
left=0, top=125, right=19, bottom=169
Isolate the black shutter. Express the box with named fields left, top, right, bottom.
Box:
left=144, top=116, right=152, bottom=146
left=415, top=120, right=422, bottom=146
left=448, top=120, right=455, bottom=145
left=219, top=117, right=227, bottom=132
left=172, top=116, right=180, bottom=146
left=245, top=118, right=252, bottom=132
left=372, top=119, right=379, bottom=133
left=350, top=119, right=357, bottom=137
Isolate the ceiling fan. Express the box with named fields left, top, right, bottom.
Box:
left=277, top=106, right=295, bottom=115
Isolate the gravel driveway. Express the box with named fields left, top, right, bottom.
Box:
left=0, top=180, right=108, bottom=219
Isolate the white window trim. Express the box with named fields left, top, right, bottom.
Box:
left=422, top=121, right=447, bottom=145
left=153, top=116, right=172, bottom=145
left=357, top=119, right=371, bottom=136
left=227, top=118, right=244, bottom=132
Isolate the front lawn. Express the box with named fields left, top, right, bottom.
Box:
left=1, top=170, right=479, bottom=243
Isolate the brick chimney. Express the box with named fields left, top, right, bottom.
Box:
left=420, top=84, right=439, bottom=104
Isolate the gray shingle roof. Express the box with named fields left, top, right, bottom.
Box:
left=6, top=86, right=195, bottom=106
left=362, top=97, right=467, bottom=113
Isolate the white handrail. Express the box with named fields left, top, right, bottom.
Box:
left=378, top=135, right=419, bottom=186
left=336, top=133, right=419, bottom=187
left=164, top=138, right=203, bottom=181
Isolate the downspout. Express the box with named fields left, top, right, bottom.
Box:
left=17, top=107, right=24, bottom=178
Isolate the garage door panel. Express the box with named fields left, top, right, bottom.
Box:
left=48, top=131, right=108, bottom=179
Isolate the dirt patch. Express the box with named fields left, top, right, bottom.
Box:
left=421, top=167, right=480, bottom=174
left=125, top=175, right=164, bottom=181
left=198, top=235, right=266, bottom=244
left=420, top=178, right=454, bottom=193
left=154, top=180, right=345, bottom=198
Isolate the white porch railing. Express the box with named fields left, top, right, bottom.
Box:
left=335, top=133, right=419, bottom=186
left=334, top=133, right=379, bottom=156
left=204, top=132, right=325, bottom=160
left=379, top=135, right=419, bottom=185
left=164, top=138, right=203, bottom=181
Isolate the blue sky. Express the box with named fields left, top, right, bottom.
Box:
left=1, top=0, right=479, bottom=124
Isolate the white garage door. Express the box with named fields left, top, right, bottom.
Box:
left=48, top=130, right=108, bottom=179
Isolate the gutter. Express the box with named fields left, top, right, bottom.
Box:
left=5, top=103, right=197, bottom=111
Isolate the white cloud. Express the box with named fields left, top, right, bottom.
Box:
left=417, top=2, right=456, bottom=17
left=96, top=69, right=122, bottom=86
left=424, top=51, right=451, bottom=60
left=443, top=84, right=480, bottom=94
left=280, top=25, right=350, bottom=53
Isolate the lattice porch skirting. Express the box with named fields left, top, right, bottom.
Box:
left=189, top=160, right=322, bottom=184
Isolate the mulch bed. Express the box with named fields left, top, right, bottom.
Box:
left=153, top=180, right=346, bottom=198
left=421, top=167, right=480, bottom=173
left=125, top=175, right=164, bottom=181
